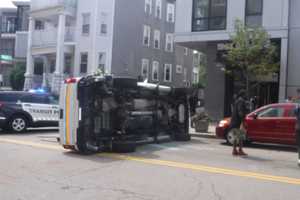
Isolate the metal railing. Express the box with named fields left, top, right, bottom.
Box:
left=1, top=22, right=17, bottom=33
left=32, top=26, right=76, bottom=47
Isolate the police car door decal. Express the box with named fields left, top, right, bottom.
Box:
left=21, top=102, right=58, bottom=122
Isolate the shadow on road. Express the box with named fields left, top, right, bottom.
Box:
left=221, top=142, right=297, bottom=153
left=0, top=128, right=58, bottom=135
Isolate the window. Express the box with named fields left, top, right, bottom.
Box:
left=184, top=48, right=188, bottom=56
left=165, top=33, right=174, bottom=52
left=155, top=0, right=162, bottom=19
left=167, top=3, right=175, bottom=22
left=141, top=59, right=149, bottom=79
left=258, top=107, right=284, bottom=118
left=0, top=93, right=22, bottom=102
left=183, top=68, right=187, bottom=82
left=34, top=62, right=43, bottom=75
left=176, top=65, right=183, bottom=74
left=35, top=20, right=44, bottom=30
left=193, top=53, right=200, bottom=66
left=1, top=16, right=17, bottom=33
left=192, top=0, right=227, bottom=31
left=193, top=68, right=199, bottom=83
left=145, top=0, right=152, bottom=14
left=64, top=55, right=72, bottom=74
left=164, top=64, right=172, bottom=82
left=100, top=24, right=107, bottom=34
left=287, top=106, right=296, bottom=117
left=143, top=25, right=151, bottom=46
left=245, top=0, right=263, bottom=27
left=82, top=13, right=90, bottom=35
left=154, top=30, right=160, bottom=49
left=98, top=53, right=106, bottom=73
left=152, top=61, right=159, bottom=81
left=100, top=12, right=108, bottom=35
left=80, top=53, right=88, bottom=73
left=29, top=94, right=48, bottom=104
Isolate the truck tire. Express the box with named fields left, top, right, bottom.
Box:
left=112, top=140, right=136, bottom=153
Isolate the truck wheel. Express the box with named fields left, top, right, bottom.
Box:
left=112, top=140, right=136, bottom=153
left=9, top=115, right=28, bottom=133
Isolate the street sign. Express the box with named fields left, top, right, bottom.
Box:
left=0, top=55, right=13, bottom=61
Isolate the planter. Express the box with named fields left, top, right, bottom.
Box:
left=194, top=119, right=209, bottom=133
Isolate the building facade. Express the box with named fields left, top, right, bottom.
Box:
left=0, top=0, right=30, bottom=88
left=0, top=5, right=17, bottom=87
left=22, top=0, right=197, bottom=94
left=175, top=0, right=300, bottom=120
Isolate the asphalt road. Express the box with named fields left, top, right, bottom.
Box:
left=0, top=129, right=299, bottom=200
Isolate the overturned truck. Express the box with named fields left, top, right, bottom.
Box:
left=59, top=75, right=191, bottom=153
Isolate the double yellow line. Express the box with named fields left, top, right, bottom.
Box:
left=1, top=138, right=300, bottom=186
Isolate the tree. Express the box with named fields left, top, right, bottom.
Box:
left=10, top=63, right=26, bottom=91
left=224, top=20, right=279, bottom=98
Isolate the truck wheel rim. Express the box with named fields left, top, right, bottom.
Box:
left=12, top=118, right=25, bottom=131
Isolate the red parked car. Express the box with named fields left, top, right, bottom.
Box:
left=216, top=103, right=297, bottom=146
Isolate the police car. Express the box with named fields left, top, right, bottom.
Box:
left=0, top=91, right=59, bottom=132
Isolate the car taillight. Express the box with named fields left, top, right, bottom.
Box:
left=219, top=120, right=229, bottom=127
left=65, top=78, right=78, bottom=84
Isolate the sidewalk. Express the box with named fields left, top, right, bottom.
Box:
left=189, top=122, right=217, bottom=138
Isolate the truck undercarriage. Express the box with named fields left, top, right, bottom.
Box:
left=61, top=76, right=191, bottom=153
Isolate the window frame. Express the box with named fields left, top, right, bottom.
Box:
left=145, top=0, right=152, bottom=14
left=82, top=13, right=91, bottom=35
left=153, top=29, right=161, bottom=49
left=98, top=52, right=106, bottom=73
left=143, top=25, right=151, bottom=47
left=34, top=20, right=44, bottom=30
left=245, top=0, right=263, bottom=27
left=166, top=3, right=175, bottom=23
left=100, top=12, right=108, bottom=35
left=80, top=52, right=88, bottom=74
left=155, top=0, right=162, bottom=19
left=165, top=33, right=174, bottom=52
left=164, top=64, right=172, bottom=82
left=152, top=61, right=159, bottom=81
left=192, top=0, right=227, bottom=32
left=184, top=48, right=188, bottom=56
left=141, top=59, right=150, bottom=79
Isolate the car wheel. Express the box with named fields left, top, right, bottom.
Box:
left=226, top=130, right=235, bottom=145
left=9, top=116, right=28, bottom=133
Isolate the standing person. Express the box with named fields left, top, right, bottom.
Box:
left=229, top=90, right=248, bottom=156
left=295, top=102, right=300, bottom=167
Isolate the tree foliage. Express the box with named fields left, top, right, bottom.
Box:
left=10, top=63, right=26, bottom=91
left=224, top=20, right=279, bottom=97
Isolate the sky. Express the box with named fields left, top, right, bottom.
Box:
left=0, top=0, right=30, bottom=9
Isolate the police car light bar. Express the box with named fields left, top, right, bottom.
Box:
left=29, top=88, right=46, bottom=94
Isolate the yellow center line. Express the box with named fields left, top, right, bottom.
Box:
left=1, top=138, right=300, bottom=186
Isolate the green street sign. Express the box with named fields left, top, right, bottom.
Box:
left=0, top=55, right=13, bottom=61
